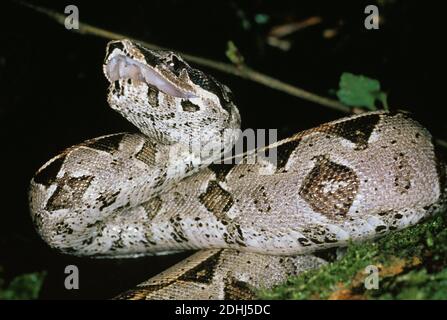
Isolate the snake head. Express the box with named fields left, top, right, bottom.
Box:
left=104, top=39, right=198, bottom=99
left=103, top=39, right=236, bottom=109
left=103, top=39, right=240, bottom=151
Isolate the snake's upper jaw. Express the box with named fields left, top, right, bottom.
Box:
left=105, top=54, right=196, bottom=99
left=104, top=40, right=197, bottom=99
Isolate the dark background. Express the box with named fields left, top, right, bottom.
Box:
left=0, top=0, right=445, bottom=299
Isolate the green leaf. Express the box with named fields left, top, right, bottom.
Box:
left=254, top=13, right=270, bottom=24
left=0, top=271, right=46, bottom=300
left=225, top=41, right=245, bottom=66
left=336, top=72, right=388, bottom=111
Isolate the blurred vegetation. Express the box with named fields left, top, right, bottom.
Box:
left=0, top=268, right=46, bottom=299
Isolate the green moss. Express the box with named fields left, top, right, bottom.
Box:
left=0, top=269, right=46, bottom=300
left=373, top=267, right=447, bottom=299
left=258, top=210, right=447, bottom=300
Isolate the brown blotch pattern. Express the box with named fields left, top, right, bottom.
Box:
left=114, top=284, right=171, bottom=300
left=207, top=163, right=235, bottom=182
left=222, top=224, right=246, bottom=247
left=141, top=196, right=163, bottom=221
left=223, top=277, right=255, bottom=300
left=169, top=215, right=189, bottom=243
left=392, top=152, right=413, bottom=194
left=199, top=180, right=234, bottom=215
left=153, top=172, right=167, bottom=189
left=299, top=156, right=359, bottom=218
left=178, top=250, right=222, bottom=283
left=274, top=139, right=301, bottom=172
left=45, top=174, right=94, bottom=211
left=112, top=80, right=123, bottom=97
left=298, top=237, right=313, bottom=247
left=199, top=181, right=246, bottom=246
left=181, top=100, right=200, bottom=112
left=135, top=141, right=157, bottom=167
left=316, top=113, right=380, bottom=150
left=84, top=134, right=125, bottom=153
left=96, top=190, right=121, bottom=211
left=34, top=154, right=66, bottom=187
left=300, top=225, right=338, bottom=244
left=252, top=186, right=271, bottom=213
left=377, top=210, right=403, bottom=231
left=147, top=86, right=159, bottom=107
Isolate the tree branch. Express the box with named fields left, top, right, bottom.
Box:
left=17, top=1, right=447, bottom=148
left=18, top=1, right=351, bottom=113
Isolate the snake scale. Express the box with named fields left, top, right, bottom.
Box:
left=29, top=39, right=446, bottom=299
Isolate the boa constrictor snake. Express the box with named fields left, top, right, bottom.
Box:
left=29, top=39, right=446, bottom=300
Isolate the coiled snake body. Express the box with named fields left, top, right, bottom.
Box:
left=29, top=40, right=446, bottom=299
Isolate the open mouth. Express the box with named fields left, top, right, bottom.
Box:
left=105, top=55, right=196, bottom=99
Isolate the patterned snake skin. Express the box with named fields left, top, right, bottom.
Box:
left=29, top=39, right=447, bottom=299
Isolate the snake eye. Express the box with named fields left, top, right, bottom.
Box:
left=169, top=55, right=186, bottom=73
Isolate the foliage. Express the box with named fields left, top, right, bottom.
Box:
left=0, top=269, right=46, bottom=300
left=336, top=72, right=388, bottom=111
left=225, top=41, right=245, bottom=66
